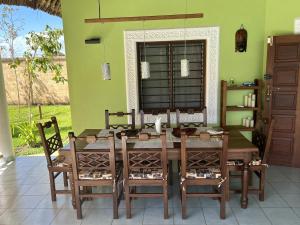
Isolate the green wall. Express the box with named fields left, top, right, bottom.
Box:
left=61, top=0, right=271, bottom=133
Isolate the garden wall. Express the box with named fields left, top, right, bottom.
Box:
left=2, top=57, right=69, bottom=105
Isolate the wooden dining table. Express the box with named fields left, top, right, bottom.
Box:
left=60, top=128, right=258, bottom=209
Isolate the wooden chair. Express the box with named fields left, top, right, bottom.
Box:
left=105, top=109, right=136, bottom=129
left=69, top=131, right=123, bottom=219
left=36, top=117, right=75, bottom=206
left=180, top=131, right=229, bottom=219
left=176, top=107, right=207, bottom=128
left=121, top=130, right=169, bottom=219
left=140, top=109, right=171, bottom=129
left=226, top=119, right=274, bottom=201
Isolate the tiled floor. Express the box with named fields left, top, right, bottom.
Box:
left=1, top=157, right=300, bottom=225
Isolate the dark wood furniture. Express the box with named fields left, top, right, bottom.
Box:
left=264, top=34, right=300, bottom=167
left=176, top=107, right=207, bottom=128
left=121, top=131, right=169, bottom=219
left=140, top=109, right=171, bottom=128
left=36, top=117, right=75, bottom=206
left=69, top=132, right=123, bottom=219
left=105, top=109, right=136, bottom=129
left=180, top=131, right=229, bottom=219
left=226, top=119, right=274, bottom=201
left=221, top=79, right=262, bottom=131
left=60, top=129, right=258, bottom=209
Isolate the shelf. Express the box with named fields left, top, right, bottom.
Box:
left=226, top=106, right=258, bottom=111
left=227, top=86, right=259, bottom=90
left=224, top=125, right=255, bottom=132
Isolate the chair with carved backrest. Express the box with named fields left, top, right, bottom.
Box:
left=69, top=131, right=123, bottom=219
left=180, top=131, right=229, bottom=219
left=105, top=109, right=136, bottom=129
left=121, top=130, right=169, bottom=219
left=37, top=117, right=75, bottom=205
left=176, top=107, right=207, bottom=128
left=140, top=109, right=171, bottom=129
left=226, top=119, right=275, bottom=201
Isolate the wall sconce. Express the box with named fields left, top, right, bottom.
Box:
left=235, top=24, right=248, bottom=52
left=102, top=63, right=111, bottom=80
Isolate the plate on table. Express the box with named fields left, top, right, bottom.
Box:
left=116, top=129, right=139, bottom=139
left=207, top=128, right=224, bottom=135
left=172, top=128, right=197, bottom=138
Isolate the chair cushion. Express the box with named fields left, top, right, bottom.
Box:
left=129, top=168, right=163, bottom=180
left=249, top=159, right=262, bottom=166
left=79, top=170, right=113, bottom=180
left=52, top=155, right=70, bottom=168
left=185, top=168, right=221, bottom=179
left=227, top=160, right=244, bottom=166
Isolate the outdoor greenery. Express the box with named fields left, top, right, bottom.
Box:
left=9, top=105, right=72, bottom=156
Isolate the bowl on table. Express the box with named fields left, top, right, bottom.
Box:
left=116, top=129, right=139, bottom=139
left=172, top=128, right=197, bottom=138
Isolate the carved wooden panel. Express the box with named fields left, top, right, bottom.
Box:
left=272, top=115, right=295, bottom=133
left=275, top=43, right=300, bottom=62
left=273, top=64, right=299, bottom=86
left=272, top=91, right=297, bottom=110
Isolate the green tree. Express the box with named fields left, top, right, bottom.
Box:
left=21, top=25, right=66, bottom=122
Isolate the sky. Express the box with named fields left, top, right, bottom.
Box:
left=0, top=4, right=64, bottom=58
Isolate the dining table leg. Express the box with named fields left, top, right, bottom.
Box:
left=241, top=163, right=249, bottom=208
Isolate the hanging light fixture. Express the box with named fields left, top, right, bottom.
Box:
left=181, top=0, right=190, bottom=78
left=97, top=0, right=111, bottom=80
left=141, top=20, right=150, bottom=79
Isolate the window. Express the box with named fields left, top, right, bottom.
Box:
left=137, top=40, right=206, bottom=113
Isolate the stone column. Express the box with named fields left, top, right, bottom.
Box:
left=0, top=55, right=14, bottom=162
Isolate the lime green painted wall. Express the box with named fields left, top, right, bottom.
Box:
left=61, top=0, right=267, bottom=133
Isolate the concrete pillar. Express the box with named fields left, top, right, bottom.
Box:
left=0, top=55, right=14, bottom=162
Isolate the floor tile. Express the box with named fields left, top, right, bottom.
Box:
left=0, top=209, right=33, bottom=225
left=36, top=195, right=74, bottom=209
left=112, top=208, right=144, bottom=225
left=254, top=193, right=289, bottom=208
left=0, top=196, right=18, bottom=209
left=232, top=207, right=271, bottom=225
left=23, top=184, right=50, bottom=196
left=229, top=195, right=259, bottom=208
left=21, top=209, right=60, bottom=225
left=292, top=208, right=300, bottom=218
left=280, top=194, right=300, bottom=207
left=203, top=207, right=238, bottom=225
left=263, top=208, right=300, bottom=225
left=143, top=207, right=174, bottom=225
left=50, top=208, right=82, bottom=225
left=11, top=196, right=44, bottom=209
left=173, top=207, right=206, bottom=225
left=270, top=182, right=300, bottom=194
left=81, top=208, right=113, bottom=225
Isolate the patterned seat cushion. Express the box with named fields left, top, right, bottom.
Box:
left=79, top=169, right=113, bottom=180
left=52, top=155, right=70, bottom=168
left=129, top=168, right=163, bottom=180
left=249, top=159, right=262, bottom=166
left=186, top=168, right=221, bottom=179
left=227, top=160, right=244, bottom=166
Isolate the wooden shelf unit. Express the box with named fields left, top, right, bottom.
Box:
left=220, top=79, right=262, bottom=131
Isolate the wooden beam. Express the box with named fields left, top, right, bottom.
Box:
left=85, top=13, right=203, bottom=23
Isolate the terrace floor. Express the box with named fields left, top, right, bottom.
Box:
left=1, top=157, right=300, bottom=225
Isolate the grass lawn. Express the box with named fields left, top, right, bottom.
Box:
left=8, top=105, right=72, bottom=156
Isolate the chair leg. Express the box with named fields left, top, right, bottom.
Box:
left=220, top=186, right=226, bottom=219
left=49, top=171, right=56, bottom=201
left=63, top=172, right=68, bottom=187
left=113, top=184, right=119, bottom=219
left=225, top=167, right=230, bottom=201
left=69, top=172, right=76, bottom=209
left=163, top=181, right=168, bottom=219
left=75, top=185, right=82, bottom=219
left=259, top=169, right=265, bottom=201
left=125, top=184, right=131, bottom=218
left=181, top=183, right=187, bottom=219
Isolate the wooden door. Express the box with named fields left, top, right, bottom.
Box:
left=265, top=35, right=300, bottom=167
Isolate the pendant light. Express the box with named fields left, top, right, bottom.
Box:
left=98, top=0, right=111, bottom=80
left=141, top=20, right=150, bottom=79
left=181, top=0, right=190, bottom=78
